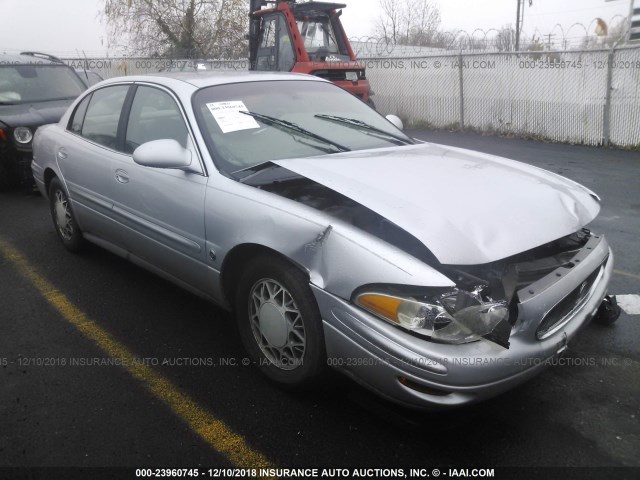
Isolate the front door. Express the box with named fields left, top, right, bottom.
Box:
left=109, top=84, right=211, bottom=294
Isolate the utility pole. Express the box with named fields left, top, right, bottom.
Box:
left=631, top=0, right=640, bottom=42
left=545, top=33, right=556, bottom=50
left=515, top=0, right=522, bottom=51
left=515, top=0, right=533, bottom=51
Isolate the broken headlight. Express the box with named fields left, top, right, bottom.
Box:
left=355, top=288, right=509, bottom=345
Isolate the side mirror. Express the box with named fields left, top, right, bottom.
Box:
left=385, top=115, right=404, bottom=131
left=133, top=139, right=192, bottom=170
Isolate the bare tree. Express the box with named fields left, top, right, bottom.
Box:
left=411, top=0, right=441, bottom=46
left=495, top=25, right=517, bottom=52
left=103, top=0, right=248, bottom=58
left=375, top=0, right=441, bottom=46
left=376, top=0, right=400, bottom=44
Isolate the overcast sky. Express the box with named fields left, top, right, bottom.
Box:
left=0, top=0, right=633, bottom=57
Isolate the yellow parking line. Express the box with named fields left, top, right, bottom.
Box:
left=614, top=269, right=640, bottom=281
left=0, top=238, right=275, bottom=475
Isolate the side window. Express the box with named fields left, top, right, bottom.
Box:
left=277, top=16, right=295, bottom=71
left=68, top=94, right=92, bottom=134
left=124, top=86, right=189, bottom=154
left=260, top=18, right=277, bottom=48
left=256, top=17, right=277, bottom=71
left=81, top=85, right=129, bottom=150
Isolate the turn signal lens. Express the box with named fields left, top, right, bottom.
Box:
left=356, top=294, right=403, bottom=324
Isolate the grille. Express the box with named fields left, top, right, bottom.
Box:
left=536, top=263, right=604, bottom=340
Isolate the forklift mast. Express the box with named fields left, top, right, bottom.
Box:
left=248, top=0, right=372, bottom=105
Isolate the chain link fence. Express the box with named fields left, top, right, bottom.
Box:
left=363, top=46, right=640, bottom=147
left=62, top=45, right=640, bottom=148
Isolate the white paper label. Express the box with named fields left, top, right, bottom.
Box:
left=205, top=101, right=260, bottom=133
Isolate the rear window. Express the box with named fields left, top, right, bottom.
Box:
left=0, top=65, right=85, bottom=104
left=81, top=86, right=129, bottom=150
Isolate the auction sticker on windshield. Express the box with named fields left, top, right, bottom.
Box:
left=206, top=100, right=260, bottom=133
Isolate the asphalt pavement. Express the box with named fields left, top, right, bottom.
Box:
left=1, top=130, right=639, bottom=478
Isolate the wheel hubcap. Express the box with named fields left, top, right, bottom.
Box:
left=54, top=190, right=73, bottom=241
left=249, top=279, right=306, bottom=371
left=258, top=302, right=289, bottom=347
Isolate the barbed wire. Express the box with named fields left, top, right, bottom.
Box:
left=350, top=14, right=633, bottom=57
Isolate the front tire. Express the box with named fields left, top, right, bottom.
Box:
left=236, top=255, right=326, bottom=387
left=49, top=177, right=84, bottom=252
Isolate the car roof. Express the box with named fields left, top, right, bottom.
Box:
left=100, top=71, right=327, bottom=91
left=0, top=53, right=65, bottom=66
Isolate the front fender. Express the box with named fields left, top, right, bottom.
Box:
left=205, top=177, right=454, bottom=301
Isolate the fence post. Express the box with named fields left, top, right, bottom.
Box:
left=602, top=48, right=615, bottom=146
left=458, top=53, right=465, bottom=130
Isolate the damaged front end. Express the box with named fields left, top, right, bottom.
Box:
left=349, top=230, right=600, bottom=350
left=431, top=228, right=600, bottom=348
left=233, top=159, right=615, bottom=408
left=367, top=229, right=602, bottom=350
left=241, top=164, right=608, bottom=351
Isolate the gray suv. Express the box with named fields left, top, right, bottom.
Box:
left=0, top=52, right=85, bottom=190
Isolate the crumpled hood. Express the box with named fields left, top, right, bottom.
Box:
left=274, top=143, right=600, bottom=265
left=0, top=99, right=73, bottom=128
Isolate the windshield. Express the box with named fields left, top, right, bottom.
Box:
left=192, top=80, right=413, bottom=175
left=0, top=65, right=85, bottom=104
left=296, top=18, right=342, bottom=56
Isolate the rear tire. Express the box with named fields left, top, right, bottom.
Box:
left=49, top=177, right=84, bottom=253
left=235, top=255, right=326, bottom=388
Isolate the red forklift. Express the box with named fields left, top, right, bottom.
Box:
left=248, top=0, right=373, bottom=106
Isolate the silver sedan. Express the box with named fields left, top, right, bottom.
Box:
left=32, top=72, right=616, bottom=409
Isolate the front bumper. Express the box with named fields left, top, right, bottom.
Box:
left=313, top=235, right=613, bottom=409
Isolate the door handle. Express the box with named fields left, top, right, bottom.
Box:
left=115, top=169, right=129, bottom=184
left=57, top=149, right=68, bottom=160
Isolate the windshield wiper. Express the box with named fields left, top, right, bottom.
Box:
left=314, top=114, right=413, bottom=146
left=233, top=160, right=278, bottom=177
left=240, top=111, right=350, bottom=153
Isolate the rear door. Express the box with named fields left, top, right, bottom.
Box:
left=58, top=84, right=130, bottom=238
left=108, top=84, right=211, bottom=294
